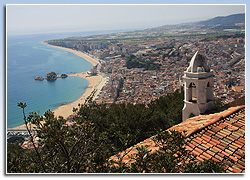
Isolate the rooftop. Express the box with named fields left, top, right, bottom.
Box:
left=186, top=51, right=210, bottom=73
left=110, top=105, right=245, bottom=173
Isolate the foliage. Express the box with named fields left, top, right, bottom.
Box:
left=151, top=130, right=224, bottom=173
left=214, top=98, right=224, bottom=110
left=47, top=42, right=67, bottom=48
left=75, top=91, right=184, bottom=153
left=7, top=143, right=29, bottom=173
left=183, top=159, right=225, bottom=173
left=7, top=92, right=225, bottom=173
left=126, top=54, right=160, bottom=70
left=7, top=136, right=25, bottom=144
left=188, top=113, right=195, bottom=118
left=201, top=33, right=245, bottom=42
left=8, top=108, right=112, bottom=173
left=109, top=130, right=225, bottom=173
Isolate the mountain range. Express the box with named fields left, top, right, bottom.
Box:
left=196, top=13, right=245, bottom=26
left=146, top=13, right=245, bottom=31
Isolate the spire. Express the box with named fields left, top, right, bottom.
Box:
left=186, top=51, right=210, bottom=73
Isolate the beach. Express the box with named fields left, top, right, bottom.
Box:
left=10, top=42, right=107, bottom=130
left=53, top=72, right=102, bottom=118
left=40, top=42, right=99, bottom=66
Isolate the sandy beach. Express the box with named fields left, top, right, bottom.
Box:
left=40, top=42, right=99, bottom=66
left=53, top=72, right=102, bottom=118
left=10, top=42, right=107, bottom=130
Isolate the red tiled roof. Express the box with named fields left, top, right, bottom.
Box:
left=110, top=105, right=245, bottom=173
left=169, top=105, right=245, bottom=138
left=183, top=105, right=245, bottom=173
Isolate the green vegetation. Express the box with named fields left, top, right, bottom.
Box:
left=201, top=33, right=245, bottom=42
left=7, top=143, right=31, bottom=173
left=75, top=91, right=183, bottom=153
left=188, top=113, right=195, bottom=118
left=7, top=92, right=225, bottom=173
left=126, top=54, right=161, bottom=70
left=47, top=41, right=68, bottom=48
left=214, top=98, right=224, bottom=110
left=45, top=13, right=244, bottom=48
left=111, top=130, right=224, bottom=173
left=7, top=136, right=25, bottom=144
left=46, top=29, right=244, bottom=48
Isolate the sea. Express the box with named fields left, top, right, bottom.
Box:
left=7, top=30, right=127, bottom=128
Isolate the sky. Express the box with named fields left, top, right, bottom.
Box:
left=7, top=4, right=245, bottom=35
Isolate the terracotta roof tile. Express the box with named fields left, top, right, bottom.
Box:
left=212, top=157, right=220, bottom=162
left=236, top=163, right=245, bottom=170
left=207, top=129, right=216, bottom=135
left=211, top=146, right=221, bottom=153
left=202, top=152, right=212, bottom=159
left=226, top=136, right=236, bottom=142
left=109, top=105, right=245, bottom=173
left=186, top=142, right=195, bottom=149
left=232, top=168, right=240, bottom=173
left=214, top=154, right=223, bottom=161
left=203, top=142, right=213, bottom=149
left=192, top=149, right=202, bottom=156
left=196, top=156, right=204, bottom=162
left=193, top=138, right=202, bottom=144
left=238, top=160, right=245, bottom=167
left=185, top=145, right=193, bottom=152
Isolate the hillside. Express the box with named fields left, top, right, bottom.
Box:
left=196, top=13, right=245, bottom=26
left=146, top=13, right=245, bottom=31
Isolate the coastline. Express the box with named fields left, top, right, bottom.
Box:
left=9, top=43, right=107, bottom=130
left=53, top=72, right=102, bottom=118
left=40, top=41, right=99, bottom=66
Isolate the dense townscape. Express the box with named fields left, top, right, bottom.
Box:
left=47, top=26, right=245, bottom=106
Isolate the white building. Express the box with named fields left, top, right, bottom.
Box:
left=182, top=51, right=214, bottom=121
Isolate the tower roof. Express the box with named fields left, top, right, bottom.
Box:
left=187, top=51, right=210, bottom=73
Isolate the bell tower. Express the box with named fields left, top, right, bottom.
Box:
left=182, top=51, right=214, bottom=121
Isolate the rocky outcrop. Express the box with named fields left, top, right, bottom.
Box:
left=35, top=76, right=44, bottom=81
left=45, top=72, right=58, bottom=81
left=36, top=72, right=68, bottom=81
left=61, top=74, right=68, bottom=78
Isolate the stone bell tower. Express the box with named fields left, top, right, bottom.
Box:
left=182, top=51, right=214, bottom=121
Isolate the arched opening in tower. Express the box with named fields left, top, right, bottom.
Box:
left=189, top=82, right=197, bottom=103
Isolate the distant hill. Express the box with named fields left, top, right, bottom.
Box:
left=146, top=13, right=245, bottom=31
left=196, top=13, right=245, bottom=26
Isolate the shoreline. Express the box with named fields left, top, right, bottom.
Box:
left=40, top=42, right=99, bottom=66
left=9, top=43, right=107, bottom=130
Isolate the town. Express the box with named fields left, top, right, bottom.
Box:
left=46, top=25, right=245, bottom=107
